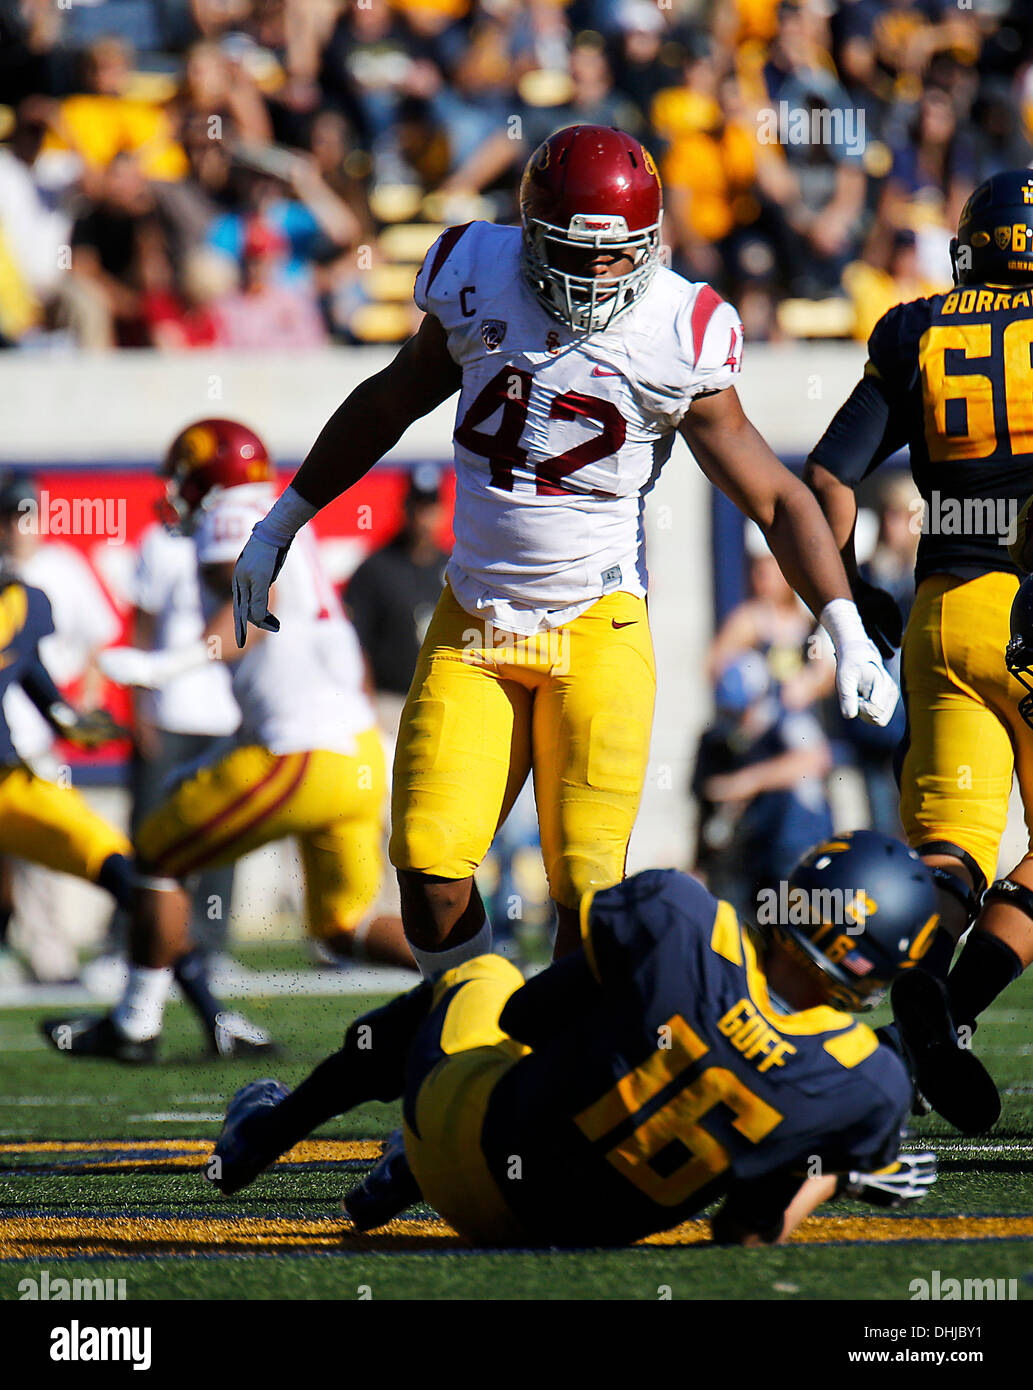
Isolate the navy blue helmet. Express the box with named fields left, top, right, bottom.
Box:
left=771, top=830, right=940, bottom=1011
left=951, top=170, right=1033, bottom=287
left=1006, top=573, right=1033, bottom=729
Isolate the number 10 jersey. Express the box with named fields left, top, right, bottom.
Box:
left=414, top=221, right=743, bottom=635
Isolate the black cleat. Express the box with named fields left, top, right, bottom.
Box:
left=890, top=971, right=1001, bottom=1135
left=344, top=1128, right=421, bottom=1232
left=208, top=1011, right=281, bottom=1059
left=40, top=1013, right=158, bottom=1064
left=875, top=1021, right=931, bottom=1117
left=207, top=1078, right=289, bottom=1196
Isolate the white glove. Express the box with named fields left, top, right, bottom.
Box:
left=231, top=485, right=317, bottom=647
left=100, top=642, right=208, bottom=690
left=821, top=598, right=900, bottom=726
left=837, top=1151, right=937, bottom=1208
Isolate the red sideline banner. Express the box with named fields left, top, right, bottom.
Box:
left=17, top=463, right=454, bottom=772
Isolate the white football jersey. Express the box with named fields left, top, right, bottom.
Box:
left=132, top=522, right=240, bottom=738
left=415, top=221, right=743, bottom=634
left=192, top=483, right=374, bottom=756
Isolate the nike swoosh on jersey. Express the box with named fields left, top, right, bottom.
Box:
left=611, top=620, right=636, bottom=629
left=592, top=365, right=621, bottom=377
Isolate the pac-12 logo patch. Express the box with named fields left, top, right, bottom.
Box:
left=480, top=319, right=507, bottom=350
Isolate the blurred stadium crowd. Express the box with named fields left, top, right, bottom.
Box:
left=2, top=0, right=1032, bottom=351
left=693, top=484, right=919, bottom=919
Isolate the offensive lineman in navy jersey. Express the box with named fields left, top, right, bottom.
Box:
left=208, top=831, right=938, bottom=1247
left=806, top=172, right=1033, bottom=1134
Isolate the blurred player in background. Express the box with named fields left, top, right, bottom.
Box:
left=0, top=469, right=120, bottom=982
left=345, top=464, right=449, bottom=739
left=806, top=171, right=1033, bottom=1134
left=234, top=124, right=898, bottom=983
left=0, top=557, right=131, bottom=965
left=209, top=831, right=938, bottom=1247
left=118, top=510, right=241, bottom=966
left=44, top=418, right=414, bottom=1065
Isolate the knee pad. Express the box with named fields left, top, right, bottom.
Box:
left=919, top=840, right=986, bottom=929
left=390, top=815, right=473, bottom=880
left=983, top=876, right=1033, bottom=927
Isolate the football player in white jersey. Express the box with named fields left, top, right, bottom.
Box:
left=234, top=124, right=898, bottom=977
left=44, top=419, right=414, bottom=1064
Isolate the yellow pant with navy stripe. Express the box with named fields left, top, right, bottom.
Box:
left=389, top=584, right=656, bottom=908
left=0, top=764, right=130, bottom=881
left=403, top=954, right=530, bottom=1245
left=136, top=730, right=387, bottom=941
left=900, top=570, right=1033, bottom=887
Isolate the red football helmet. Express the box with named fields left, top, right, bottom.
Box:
left=519, top=124, right=663, bottom=332
left=162, top=418, right=272, bottom=524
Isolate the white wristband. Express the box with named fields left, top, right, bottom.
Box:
left=253, top=484, right=318, bottom=549
left=819, top=598, right=869, bottom=653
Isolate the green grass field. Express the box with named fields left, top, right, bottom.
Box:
left=2, top=946, right=1033, bottom=1301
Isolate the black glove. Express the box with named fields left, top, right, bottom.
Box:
left=852, top=576, right=904, bottom=659
left=836, top=1151, right=937, bottom=1209
left=50, top=705, right=127, bottom=750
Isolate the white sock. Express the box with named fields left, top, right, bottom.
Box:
left=409, top=919, right=492, bottom=980
left=112, top=966, right=173, bottom=1041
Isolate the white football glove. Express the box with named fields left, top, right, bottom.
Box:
left=837, top=1151, right=937, bottom=1208
left=232, top=531, right=289, bottom=648
left=820, top=598, right=899, bottom=726
left=835, top=637, right=899, bottom=725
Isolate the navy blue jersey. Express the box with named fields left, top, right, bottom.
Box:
left=481, top=869, right=910, bottom=1246
left=810, top=286, right=1033, bottom=585
left=0, top=580, right=56, bottom=765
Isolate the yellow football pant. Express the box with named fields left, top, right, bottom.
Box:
left=136, top=731, right=387, bottom=940
left=403, top=954, right=530, bottom=1245
left=390, top=584, right=656, bottom=908
left=0, top=764, right=130, bottom=880
left=900, top=571, right=1033, bottom=888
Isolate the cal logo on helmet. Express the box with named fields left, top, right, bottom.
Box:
left=772, top=829, right=940, bottom=1011
left=952, top=170, right=1033, bottom=287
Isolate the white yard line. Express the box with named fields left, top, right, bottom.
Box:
left=0, top=1096, right=96, bottom=1105
left=0, top=966, right=418, bottom=1010
left=127, top=1113, right=225, bottom=1124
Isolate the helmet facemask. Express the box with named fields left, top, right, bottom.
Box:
left=770, top=920, right=887, bottom=1013
left=1006, top=633, right=1033, bottom=729
left=520, top=211, right=663, bottom=333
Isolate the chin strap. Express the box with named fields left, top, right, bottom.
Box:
left=949, top=236, right=962, bottom=287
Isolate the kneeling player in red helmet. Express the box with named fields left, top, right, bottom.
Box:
left=43, top=418, right=415, bottom=1064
